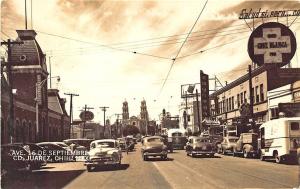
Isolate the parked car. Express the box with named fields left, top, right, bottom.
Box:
left=186, top=136, right=216, bottom=157
left=37, top=142, right=73, bottom=162
left=141, top=136, right=168, bottom=161
left=1, top=144, right=32, bottom=179
left=84, top=139, right=122, bottom=172
left=233, top=133, right=258, bottom=158
left=13, top=143, right=47, bottom=169
left=63, top=139, right=94, bottom=151
left=219, top=136, right=239, bottom=155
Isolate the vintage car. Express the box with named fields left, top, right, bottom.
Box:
left=13, top=143, right=47, bottom=169
left=186, top=136, right=216, bottom=157
left=233, top=133, right=258, bottom=158
left=219, top=136, right=239, bottom=155
left=1, top=144, right=32, bottom=179
left=141, top=136, right=168, bottom=161
left=37, top=142, right=73, bottom=162
left=84, top=139, right=122, bottom=172
left=63, top=138, right=93, bottom=151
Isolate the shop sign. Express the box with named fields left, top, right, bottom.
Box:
left=248, top=22, right=297, bottom=67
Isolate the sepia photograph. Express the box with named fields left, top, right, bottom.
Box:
left=1, top=0, right=300, bottom=188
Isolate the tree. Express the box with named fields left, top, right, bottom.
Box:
left=123, top=125, right=140, bottom=136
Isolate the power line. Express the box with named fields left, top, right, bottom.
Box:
left=43, top=29, right=250, bottom=55
left=36, top=30, right=172, bottom=60
left=176, top=36, right=249, bottom=59
left=158, top=0, right=208, bottom=96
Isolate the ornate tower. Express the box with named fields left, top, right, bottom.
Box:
left=11, top=30, right=49, bottom=142
left=122, top=100, right=129, bottom=121
left=140, top=99, right=149, bottom=121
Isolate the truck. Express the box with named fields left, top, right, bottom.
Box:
left=258, top=117, right=300, bottom=164
left=233, top=133, right=258, bottom=158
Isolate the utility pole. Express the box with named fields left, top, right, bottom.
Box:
left=100, top=106, right=109, bottom=138
left=1, top=39, right=24, bottom=143
left=81, top=105, right=94, bottom=138
left=64, top=93, right=79, bottom=138
left=49, top=56, right=52, bottom=88
left=195, top=89, right=201, bottom=133
left=248, top=65, right=254, bottom=132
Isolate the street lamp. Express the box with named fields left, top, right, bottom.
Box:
left=35, top=76, right=60, bottom=142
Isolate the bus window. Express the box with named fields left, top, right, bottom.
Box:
left=260, top=127, right=265, bottom=148
left=291, top=122, right=299, bottom=130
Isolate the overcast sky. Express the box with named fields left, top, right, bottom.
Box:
left=1, top=0, right=300, bottom=123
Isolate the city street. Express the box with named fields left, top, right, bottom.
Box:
left=3, top=144, right=299, bottom=189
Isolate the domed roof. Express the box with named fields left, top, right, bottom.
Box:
left=11, top=30, right=47, bottom=73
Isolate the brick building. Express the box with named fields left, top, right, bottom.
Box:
left=1, top=30, right=70, bottom=143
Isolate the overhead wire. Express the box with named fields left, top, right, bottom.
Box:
left=46, top=30, right=251, bottom=57
left=158, top=0, right=208, bottom=96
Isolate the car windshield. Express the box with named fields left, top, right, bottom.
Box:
left=97, top=142, right=115, bottom=148
left=229, top=139, right=238, bottom=142
left=147, top=138, right=163, bottom=143
left=172, top=132, right=183, bottom=137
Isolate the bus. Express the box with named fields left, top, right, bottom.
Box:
left=168, top=129, right=187, bottom=150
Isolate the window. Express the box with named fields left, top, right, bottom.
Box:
left=291, top=122, right=300, bottom=130
left=241, top=92, right=243, bottom=104
left=237, top=94, right=240, bottom=108
left=232, top=97, right=234, bottom=110
left=251, top=88, right=254, bottom=103
left=260, top=84, right=264, bottom=101
left=255, top=86, right=259, bottom=103
left=226, top=99, right=229, bottom=112
left=229, top=98, right=231, bottom=111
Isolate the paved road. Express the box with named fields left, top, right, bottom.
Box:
left=3, top=144, right=299, bottom=189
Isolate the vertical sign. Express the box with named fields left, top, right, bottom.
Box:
left=200, top=70, right=210, bottom=118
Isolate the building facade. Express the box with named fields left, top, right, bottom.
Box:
left=1, top=30, right=70, bottom=143
left=209, top=64, right=300, bottom=134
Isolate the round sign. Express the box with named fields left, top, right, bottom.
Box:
left=248, top=22, right=297, bottom=67
left=79, top=111, right=94, bottom=121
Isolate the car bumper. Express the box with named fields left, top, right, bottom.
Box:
left=191, top=151, right=215, bottom=155
left=143, top=151, right=167, bottom=156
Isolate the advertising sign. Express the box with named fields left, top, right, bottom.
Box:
left=200, top=70, right=210, bottom=118
left=79, top=110, right=94, bottom=121
left=248, top=22, right=297, bottom=67
left=278, top=102, right=300, bottom=117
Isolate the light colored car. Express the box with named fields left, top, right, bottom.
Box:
left=141, top=136, right=168, bottom=161
left=219, top=136, right=239, bottom=155
left=84, top=139, right=122, bottom=172
left=186, top=136, right=216, bottom=157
